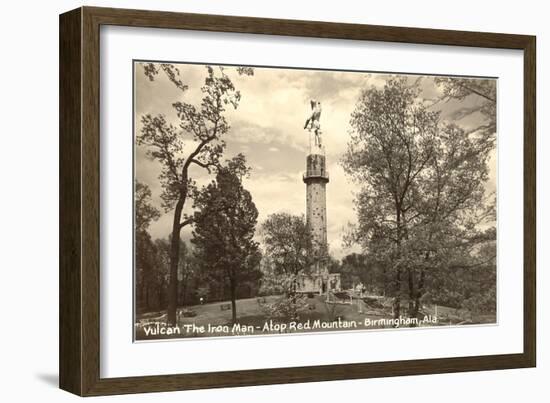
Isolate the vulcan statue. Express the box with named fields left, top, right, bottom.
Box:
left=304, top=100, right=322, bottom=147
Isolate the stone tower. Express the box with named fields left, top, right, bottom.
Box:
left=303, top=133, right=329, bottom=258
left=298, top=103, right=341, bottom=295
left=302, top=132, right=333, bottom=294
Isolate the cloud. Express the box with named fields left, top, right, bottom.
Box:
left=136, top=62, right=496, bottom=260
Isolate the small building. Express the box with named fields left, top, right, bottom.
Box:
left=296, top=271, right=341, bottom=295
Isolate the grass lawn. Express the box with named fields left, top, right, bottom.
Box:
left=136, top=295, right=392, bottom=340
left=135, top=295, right=496, bottom=340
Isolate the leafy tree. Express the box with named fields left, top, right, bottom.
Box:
left=135, top=232, right=158, bottom=312
left=434, top=77, right=496, bottom=144
left=406, top=120, right=495, bottom=318
left=425, top=241, right=496, bottom=315
left=191, top=155, right=261, bottom=323
left=153, top=237, right=198, bottom=310
left=259, top=213, right=315, bottom=320
left=340, top=253, right=367, bottom=289
left=135, top=181, right=161, bottom=233
left=260, top=213, right=315, bottom=290
left=176, top=244, right=197, bottom=307
left=342, top=77, right=496, bottom=321
left=339, top=253, right=388, bottom=293
left=342, top=77, right=439, bottom=318
left=138, top=64, right=253, bottom=324
left=135, top=181, right=160, bottom=312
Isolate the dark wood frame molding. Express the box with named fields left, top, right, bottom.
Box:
left=59, top=6, right=536, bottom=396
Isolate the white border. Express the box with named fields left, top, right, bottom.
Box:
left=100, top=25, right=524, bottom=378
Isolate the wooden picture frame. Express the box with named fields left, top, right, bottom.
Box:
left=59, top=6, right=536, bottom=396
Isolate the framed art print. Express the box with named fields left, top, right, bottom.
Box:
left=59, top=6, right=536, bottom=396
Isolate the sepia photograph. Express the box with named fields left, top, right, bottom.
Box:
left=133, top=61, right=497, bottom=341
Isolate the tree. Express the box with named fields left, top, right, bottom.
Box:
left=434, top=77, right=496, bottom=144
left=342, top=77, right=439, bottom=319
left=138, top=64, right=253, bottom=325
left=406, top=120, right=495, bottom=318
left=135, top=233, right=158, bottom=312
left=339, top=253, right=387, bottom=293
left=424, top=240, right=496, bottom=315
left=259, top=213, right=314, bottom=320
left=191, top=155, right=260, bottom=323
left=404, top=76, right=496, bottom=318
left=260, top=213, right=314, bottom=289
left=342, top=77, right=496, bottom=321
left=135, top=181, right=160, bottom=312
left=340, top=253, right=367, bottom=289
left=153, top=237, right=196, bottom=310
left=176, top=244, right=196, bottom=307
left=135, top=181, right=161, bottom=233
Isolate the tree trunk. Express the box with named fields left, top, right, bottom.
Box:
left=393, top=210, right=402, bottom=321
left=167, top=198, right=185, bottom=325
left=145, top=283, right=150, bottom=311
left=393, top=268, right=401, bottom=321
left=382, top=265, right=388, bottom=296
left=413, top=268, right=425, bottom=320
left=157, top=278, right=164, bottom=309
left=182, top=277, right=188, bottom=307
left=229, top=277, right=237, bottom=323
left=407, top=267, right=417, bottom=326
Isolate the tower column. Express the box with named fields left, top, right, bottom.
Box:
left=303, top=132, right=329, bottom=292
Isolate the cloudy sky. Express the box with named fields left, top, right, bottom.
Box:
left=135, top=62, right=496, bottom=259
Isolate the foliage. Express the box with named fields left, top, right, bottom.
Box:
left=424, top=242, right=496, bottom=313
left=259, top=213, right=317, bottom=320
left=434, top=77, right=496, bottom=144
left=135, top=181, right=160, bottom=233
left=135, top=231, right=162, bottom=312
left=154, top=238, right=198, bottom=306
left=339, top=253, right=389, bottom=294
left=142, top=63, right=188, bottom=92
left=135, top=181, right=162, bottom=312
left=138, top=66, right=248, bottom=212
left=137, top=63, right=253, bottom=324
left=191, top=155, right=261, bottom=322
left=341, top=77, right=496, bottom=319
left=260, top=213, right=315, bottom=281
left=259, top=294, right=309, bottom=322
